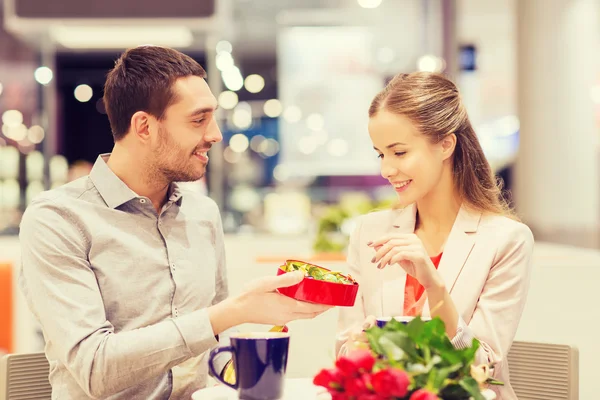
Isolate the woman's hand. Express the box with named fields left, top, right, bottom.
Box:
left=369, top=233, right=443, bottom=290
left=341, top=315, right=377, bottom=355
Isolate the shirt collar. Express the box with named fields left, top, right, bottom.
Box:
left=89, top=153, right=184, bottom=209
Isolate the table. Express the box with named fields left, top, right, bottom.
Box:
left=191, top=378, right=331, bottom=400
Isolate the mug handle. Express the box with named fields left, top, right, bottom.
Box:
left=209, top=346, right=237, bottom=390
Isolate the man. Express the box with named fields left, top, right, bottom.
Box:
left=18, top=46, right=329, bottom=400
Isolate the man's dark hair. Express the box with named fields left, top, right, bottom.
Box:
left=103, top=46, right=207, bottom=141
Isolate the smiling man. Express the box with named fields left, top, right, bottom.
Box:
left=18, top=46, right=329, bottom=400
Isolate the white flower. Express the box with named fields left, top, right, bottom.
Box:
left=481, top=388, right=497, bottom=400
left=469, top=389, right=496, bottom=400
left=470, top=364, right=491, bottom=384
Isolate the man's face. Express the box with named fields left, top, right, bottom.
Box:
left=151, top=76, right=222, bottom=183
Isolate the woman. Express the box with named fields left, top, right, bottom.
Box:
left=336, top=72, right=533, bottom=399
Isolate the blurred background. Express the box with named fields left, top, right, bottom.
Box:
left=0, top=0, right=599, bottom=397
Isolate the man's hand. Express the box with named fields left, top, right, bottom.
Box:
left=208, top=272, right=332, bottom=334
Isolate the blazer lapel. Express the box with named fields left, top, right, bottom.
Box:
left=422, top=206, right=481, bottom=317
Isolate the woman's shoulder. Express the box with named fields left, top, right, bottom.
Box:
left=478, top=212, right=535, bottom=249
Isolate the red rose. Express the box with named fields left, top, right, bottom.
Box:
left=410, top=388, right=439, bottom=400
left=313, top=368, right=344, bottom=390
left=327, top=389, right=349, bottom=400
left=345, top=374, right=372, bottom=397
left=371, top=368, right=410, bottom=398
left=335, top=349, right=376, bottom=377
left=358, top=394, right=386, bottom=400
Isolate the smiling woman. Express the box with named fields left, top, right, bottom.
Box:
left=336, top=72, right=534, bottom=400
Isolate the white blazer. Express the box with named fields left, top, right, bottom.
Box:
left=337, top=204, right=534, bottom=400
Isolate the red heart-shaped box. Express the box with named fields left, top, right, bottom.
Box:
left=276, top=259, right=359, bottom=307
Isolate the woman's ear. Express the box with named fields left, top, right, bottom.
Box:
left=440, top=133, right=457, bottom=161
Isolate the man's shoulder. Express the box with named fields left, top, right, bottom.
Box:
left=30, top=176, right=94, bottom=207
left=23, top=177, right=95, bottom=224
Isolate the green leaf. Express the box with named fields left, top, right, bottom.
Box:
left=431, top=364, right=463, bottom=389
left=405, top=317, right=427, bottom=342
left=366, top=326, right=385, bottom=356
left=458, top=377, right=486, bottom=400
left=379, top=331, right=421, bottom=361
left=379, top=336, right=406, bottom=361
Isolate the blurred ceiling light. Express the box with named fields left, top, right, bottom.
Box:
left=2, top=110, right=23, bottom=127
left=216, top=52, right=235, bottom=71
left=5, top=124, right=28, bottom=141
left=50, top=26, right=193, bottom=49
left=216, top=40, right=233, bottom=54
left=74, top=84, right=93, bottom=102
left=358, top=0, right=383, bottom=8
left=232, top=106, right=252, bottom=130
left=223, top=146, right=242, bottom=163
left=263, top=99, right=283, bottom=118
left=258, top=139, right=280, bottom=157
left=1, top=179, right=20, bottom=209
left=26, top=181, right=45, bottom=205
left=273, top=165, right=290, bottom=182
left=222, top=67, right=244, bottom=91
left=27, top=125, right=45, bottom=144
left=0, top=146, right=19, bottom=179
left=244, top=74, right=265, bottom=93
left=306, top=113, right=325, bottom=131
left=377, top=47, right=395, bottom=64
left=327, top=138, right=349, bottom=157
left=34, top=67, right=53, bottom=85
left=49, top=155, right=69, bottom=184
left=283, top=106, right=302, bottom=123
left=26, top=151, right=44, bottom=182
left=417, top=55, right=445, bottom=72
left=229, top=133, right=250, bottom=153
left=218, top=91, right=239, bottom=109
left=250, top=135, right=266, bottom=152
left=298, top=136, right=318, bottom=155
left=19, top=139, right=35, bottom=154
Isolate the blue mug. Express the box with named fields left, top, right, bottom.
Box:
left=208, top=332, right=290, bottom=400
left=376, top=316, right=432, bottom=328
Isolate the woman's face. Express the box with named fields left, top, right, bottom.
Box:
left=369, top=110, right=453, bottom=207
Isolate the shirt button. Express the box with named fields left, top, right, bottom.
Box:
left=139, top=199, right=147, bottom=204
left=171, top=263, right=176, bottom=270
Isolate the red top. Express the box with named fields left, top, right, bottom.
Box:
left=403, top=253, right=443, bottom=316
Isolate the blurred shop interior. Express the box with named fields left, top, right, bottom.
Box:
left=1, top=0, right=600, bottom=396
